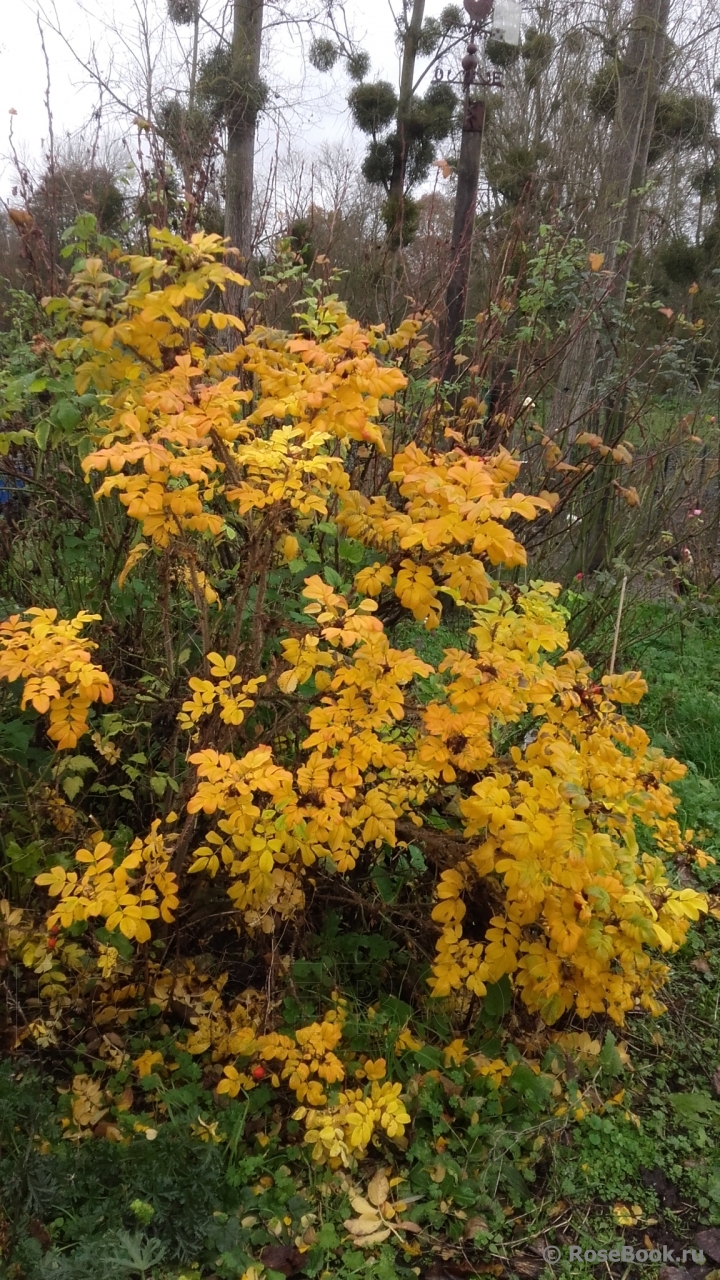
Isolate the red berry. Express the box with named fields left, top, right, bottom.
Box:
left=251, top=1065, right=266, bottom=1081
left=47, top=937, right=57, bottom=950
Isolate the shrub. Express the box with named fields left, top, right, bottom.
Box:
left=0, top=229, right=708, bottom=1176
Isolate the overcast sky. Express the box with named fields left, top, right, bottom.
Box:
left=0, top=0, right=459, bottom=198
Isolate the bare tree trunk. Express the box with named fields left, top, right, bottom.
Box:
left=439, top=98, right=486, bottom=377
left=618, top=0, right=671, bottom=287
left=225, top=0, right=265, bottom=314
left=570, top=0, right=672, bottom=575
left=547, top=0, right=671, bottom=440
left=189, top=0, right=201, bottom=111
left=386, top=0, right=425, bottom=246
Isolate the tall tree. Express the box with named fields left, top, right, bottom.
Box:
left=386, top=0, right=426, bottom=245
left=225, top=0, right=266, bottom=312
left=547, top=0, right=672, bottom=440
left=347, top=4, right=462, bottom=247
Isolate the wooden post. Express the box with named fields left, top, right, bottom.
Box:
left=609, top=575, right=628, bottom=675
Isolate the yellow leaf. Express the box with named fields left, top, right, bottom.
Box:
left=117, top=542, right=150, bottom=590
left=367, top=1171, right=390, bottom=1207
left=344, top=1214, right=383, bottom=1237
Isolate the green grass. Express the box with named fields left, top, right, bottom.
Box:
left=627, top=602, right=720, bottom=841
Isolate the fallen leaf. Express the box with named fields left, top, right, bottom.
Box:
left=350, top=1196, right=377, bottom=1217
left=512, top=1259, right=544, bottom=1278
left=691, top=956, right=711, bottom=975
left=613, top=1202, right=641, bottom=1226
left=367, top=1171, right=390, bottom=1207
left=259, top=1244, right=305, bottom=1276
left=27, top=1220, right=51, bottom=1252
left=93, top=1121, right=122, bottom=1141
left=588, top=252, right=605, bottom=271
left=345, top=1215, right=386, bottom=1237
left=659, top=307, right=674, bottom=320
left=356, top=1228, right=392, bottom=1246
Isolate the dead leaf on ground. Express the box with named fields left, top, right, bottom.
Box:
left=367, top=1170, right=390, bottom=1206
left=259, top=1244, right=305, bottom=1276
left=345, top=1176, right=423, bottom=1250
left=463, top=1215, right=489, bottom=1239
left=512, top=1258, right=544, bottom=1277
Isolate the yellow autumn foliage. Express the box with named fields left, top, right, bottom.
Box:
left=0, top=228, right=708, bottom=1167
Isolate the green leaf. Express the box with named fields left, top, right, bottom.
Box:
left=483, top=976, right=512, bottom=1021
left=150, top=775, right=168, bottom=797
left=64, top=756, right=97, bottom=774
left=3, top=839, right=44, bottom=879
left=53, top=400, right=82, bottom=431
left=425, top=810, right=450, bottom=830
left=339, top=539, right=364, bottom=565
left=0, top=429, right=32, bottom=455
left=35, top=420, right=52, bottom=451
left=668, top=1092, right=720, bottom=1124
left=317, top=1222, right=339, bottom=1248
left=598, top=1031, right=625, bottom=1076
left=62, top=775, right=84, bottom=801
left=408, top=843, right=427, bottom=871
left=414, top=1045, right=444, bottom=1069
left=371, top=866, right=398, bottom=903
